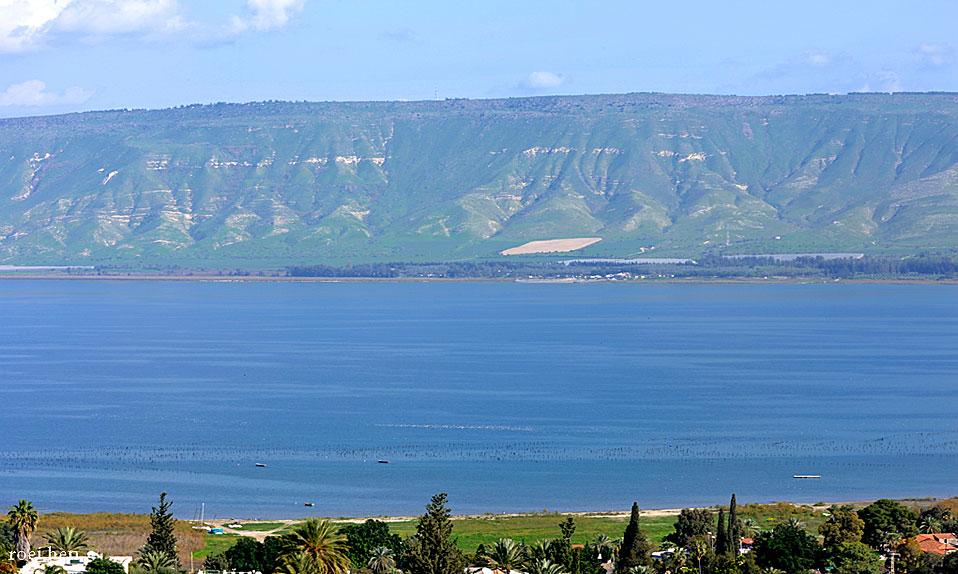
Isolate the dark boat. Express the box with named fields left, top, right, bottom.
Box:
left=377, top=460, right=390, bottom=464
left=304, top=502, right=315, bottom=507
left=255, top=463, right=267, bottom=468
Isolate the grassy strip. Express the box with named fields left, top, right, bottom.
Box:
left=193, top=534, right=241, bottom=559
left=233, top=522, right=288, bottom=532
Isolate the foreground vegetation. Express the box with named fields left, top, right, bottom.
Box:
left=4, top=494, right=958, bottom=574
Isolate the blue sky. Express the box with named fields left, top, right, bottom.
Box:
left=0, top=0, right=956, bottom=118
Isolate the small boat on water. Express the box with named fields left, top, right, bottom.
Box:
left=304, top=502, right=315, bottom=507
left=377, top=460, right=390, bottom=464
left=255, top=463, right=267, bottom=468
left=793, top=474, right=821, bottom=479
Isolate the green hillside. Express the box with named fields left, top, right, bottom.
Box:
left=1, top=92, right=957, bottom=267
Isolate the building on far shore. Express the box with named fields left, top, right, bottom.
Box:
left=911, top=533, right=958, bottom=556
left=19, top=551, right=132, bottom=574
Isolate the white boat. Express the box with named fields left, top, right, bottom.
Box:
left=793, top=474, right=821, bottom=479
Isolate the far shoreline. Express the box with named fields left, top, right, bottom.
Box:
left=39, top=496, right=956, bottom=524
left=2, top=273, right=958, bottom=285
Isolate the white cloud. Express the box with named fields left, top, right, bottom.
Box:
left=0, top=80, right=93, bottom=107
left=804, top=50, right=832, bottom=67
left=917, top=43, right=953, bottom=67
left=0, top=0, right=184, bottom=51
left=0, top=0, right=66, bottom=52
left=522, top=71, right=565, bottom=90
left=230, top=0, right=305, bottom=33
left=0, top=0, right=306, bottom=52
left=54, top=0, right=185, bottom=36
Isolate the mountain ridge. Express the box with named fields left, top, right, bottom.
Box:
left=2, top=92, right=957, bottom=266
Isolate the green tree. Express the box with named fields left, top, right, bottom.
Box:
left=339, top=520, right=404, bottom=569
left=753, top=521, right=818, bottom=574
left=552, top=518, right=577, bottom=572
left=525, top=559, right=568, bottom=574
left=135, top=550, right=179, bottom=574
left=43, top=565, right=68, bottom=574
left=223, top=537, right=267, bottom=572
left=820, top=506, right=866, bottom=550
left=715, top=509, right=728, bottom=555
left=86, top=557, right=126, bottom=574
left=616, top=502, right=652, bottom=572
left=0, top=522, right=16, bottom=557
left=279, top=519, right=350, bottom=574
left=591, top=535, right=617, bottom=564
left=894, top=539, right=940, bottom=574
left=44, top=527, right=90, bottom=554
left=202, top=553, right=230, bottom=572
left=526, top=541, right=551, bottom=564
left=710, top=553, right=743, bottom=574
left=857, top=500, right=918, bottom=549
left=403, top=493, right=465, bottom=574
left=7, top=500, right=39, bottom=564
left=666, top=509, right=714, bottom=548
left=917, top=507, right=953, bottom=534
left=823, top=542, right=880, bottom=574
left=480, top=539, right=525, bottom=572
left=937, top=553, right=958, bottom=574
left=687, top=535, right=712, bottom=574
left=367, top=547, right=397, bottom=574
left=141, top=493, right=179, bottom=568
left=728, top=495, right=740, bottom=555
left=277, top=552, right=318, bottom=574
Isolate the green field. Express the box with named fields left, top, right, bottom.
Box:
left=232, top=522, right=289, bottom=532
left=193, top=503, right=831, bottom=557
left=193, top=533, right=241, bottom=559
left=380, top=513, right=669, bottom=553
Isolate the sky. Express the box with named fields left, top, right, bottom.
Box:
left=0, top=0, right=956, bottom=118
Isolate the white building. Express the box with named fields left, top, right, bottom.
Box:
left=19, top=551, right=132, bottom=574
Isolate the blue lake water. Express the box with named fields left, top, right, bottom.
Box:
left=1, top=280, right=956, bottom=518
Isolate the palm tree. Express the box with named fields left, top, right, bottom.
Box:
left=43, top=566, right=67, bottom=574
left=44, top=527, right=90, bottom=554
left=918, top=516, right=943, bottom=534
left=740, top=519, right=757, bottom=538
left=7, top=500, right=40, bottom=562
left=482, top=539, right=525, bottom=573
left=688, top=535, right=710, bottom=574
left=525, top=540, right=550, bottom=563
left=592, top=534, right=617, bottom=563
left=524, top=559, right=567, bottom=574
left=279, top=519, right=350, bottom=574
left=277, top=552, right=318, bottom=574
left=367, top=546, right=397, bottom=574
left=135, top=550, right=178, bottom=574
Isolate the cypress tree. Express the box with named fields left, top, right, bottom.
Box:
left=403, top=493, right=466, bottom=574
left=142, top=492, right=179, bottom=567
left=715, top=508, right=728, bottom=555
left=553, top=517, right=576, bottom=571
left=616, top=502, right=652, bottom=573
left=727, top=494, right=740, bottom=555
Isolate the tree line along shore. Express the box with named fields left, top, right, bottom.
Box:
left=3, top=493, right=957, bottom=574
left=5, top=252, right=958, bottom=282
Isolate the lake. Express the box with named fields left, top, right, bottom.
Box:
left=1, top=280, right=956, bottom=518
